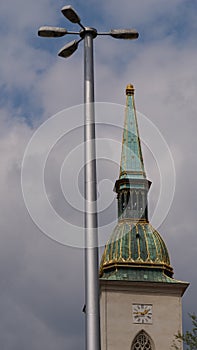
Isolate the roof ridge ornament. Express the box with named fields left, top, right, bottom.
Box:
left=126, top=83, right=135, bottom=95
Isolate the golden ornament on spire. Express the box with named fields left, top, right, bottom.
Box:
left=126, top=83, right=135, bottom=95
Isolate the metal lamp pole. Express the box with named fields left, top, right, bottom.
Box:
left=38, top=6, right=139, bottom=350
left=82, top=28, right=100, bottom=350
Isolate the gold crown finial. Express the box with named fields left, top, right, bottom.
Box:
left=126, top=84, right=135, bottom=95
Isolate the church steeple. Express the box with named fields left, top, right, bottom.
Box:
left=100, top=84, right=174, bottom=281
left=114, top=84, right=151, bottom=222
left=119, top=84, right=145, bottom=180
left=99, top=85, right=189, bottom=350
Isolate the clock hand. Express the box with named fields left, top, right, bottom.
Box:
left=134, top=308, right=150, bottom=316
left=134, top=311, right=145, bottom=316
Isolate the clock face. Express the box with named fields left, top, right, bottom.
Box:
left=132, top=304, right=152, bottom=324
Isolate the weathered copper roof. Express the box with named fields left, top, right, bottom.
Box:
left=100, top=85, right=175, bottom=283
left=119, top=84, right=146, bottom=180
left=100, top=221, right=174, bottom=281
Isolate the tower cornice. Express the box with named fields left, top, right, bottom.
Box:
left=114, top=177, right=152, bottom=193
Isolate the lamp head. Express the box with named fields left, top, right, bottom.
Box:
left=61, top=5, right=81, bottom=23
left=38, top=26, right=67, bottom=37
left=110, top=29, right=139, bottom=40
left=58, top=40, right=79, bottom=58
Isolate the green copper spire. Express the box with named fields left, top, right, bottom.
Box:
left=99, top=84, right=188, bottom=286
left=114, top=84, right=151, bottom=221
left=120, top=84, right=146, bottom=180
left=100, top=84, right=173, bottom=281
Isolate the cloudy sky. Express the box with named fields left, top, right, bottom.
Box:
left=0, top=0, right=197, bottom=349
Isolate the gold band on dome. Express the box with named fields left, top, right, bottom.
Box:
left=126, top=84, right=135, bottom=95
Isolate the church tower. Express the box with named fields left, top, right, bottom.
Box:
left=99, top=84, right=189, bottom=350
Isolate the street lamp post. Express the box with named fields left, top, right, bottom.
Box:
left=38, top=6, right=139, bottom=350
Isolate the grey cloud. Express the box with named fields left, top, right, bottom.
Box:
left=0, top=0, right=196, bottom=348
